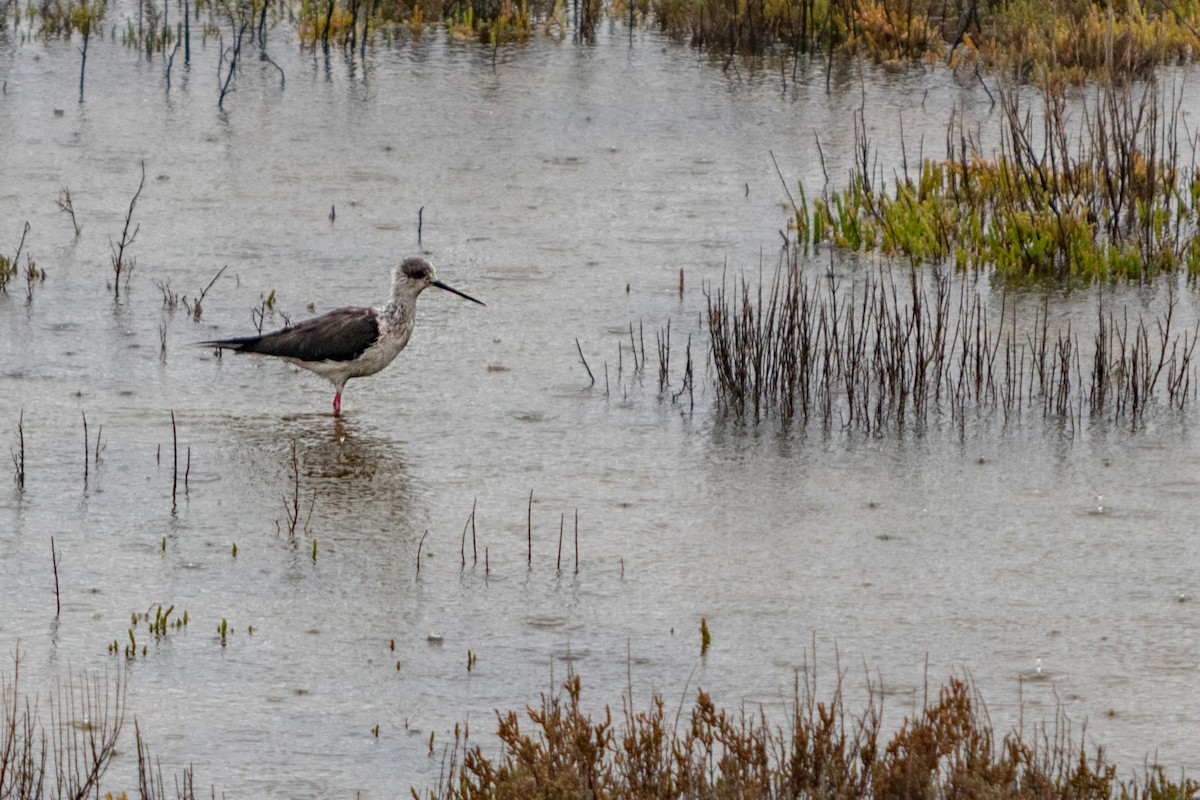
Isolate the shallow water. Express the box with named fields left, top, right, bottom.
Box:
left=1, top=18, right=1199, bottom=795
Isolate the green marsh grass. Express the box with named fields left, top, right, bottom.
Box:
left=798, top=78, right=1200, bottom=281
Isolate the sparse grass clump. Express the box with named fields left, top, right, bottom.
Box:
left=109, top=605, right=189, bottom=659
left=25, top=0, right=106, bottom=37
left=418, top=666, right=1197, bottom=798
left=1, top=222, right=31, bottom=297
left=706, top=248, right=1197, bottom=428
left=448, top=0, right=532, bottom=44
left=0, top=254, right=15, bottom=295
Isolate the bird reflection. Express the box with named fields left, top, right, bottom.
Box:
left=229, top=414, right=413, bottom=521
left=301, top=418, right=411, bottom=513
left=311, top=419, right=401, bottom=475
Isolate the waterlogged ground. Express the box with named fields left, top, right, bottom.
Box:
left=1, top=19, right=1200, bottom=795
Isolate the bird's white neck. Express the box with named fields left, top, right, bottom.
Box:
left=382, top=279, right=424, bottom=326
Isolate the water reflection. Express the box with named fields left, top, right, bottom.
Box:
left=46, top=615, right=60, bottom=667
left=305, top=419, right=413, bottom=510
left=223, top=414, right=414, bottom=518
left=198, top=412, right=423, bottom=595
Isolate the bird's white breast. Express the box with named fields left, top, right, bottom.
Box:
left=285, top=312, right=415, bottom=386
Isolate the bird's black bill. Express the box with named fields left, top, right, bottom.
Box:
left=433, top=280, right=486, bottom=306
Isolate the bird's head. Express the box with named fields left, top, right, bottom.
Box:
left=393, top=257, right=485, bottom=306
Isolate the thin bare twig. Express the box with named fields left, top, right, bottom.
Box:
left=110, top=162, right=146, bottom=300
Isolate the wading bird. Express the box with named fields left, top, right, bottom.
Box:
left=202, top=257, right=484, bottom=416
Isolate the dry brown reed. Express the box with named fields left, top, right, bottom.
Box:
left=418, top=662, right=1198, bottom=798
left=0, top=649, right=216, bottom=798
left=978, top=0, right=1200, bottom=84
left=1, top=651, right=124, bottom=798
left=135, top=721, right=209, bottom=800
left=706, top=248, right=1197, bottom=429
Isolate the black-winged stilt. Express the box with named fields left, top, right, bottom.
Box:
left=201, top=257, right=484, bottom=416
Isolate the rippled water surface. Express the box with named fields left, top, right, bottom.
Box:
left=2, top=20, right=1199, bottom=795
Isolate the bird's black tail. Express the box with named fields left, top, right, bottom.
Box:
left=198, top=336, right=265, bottom=353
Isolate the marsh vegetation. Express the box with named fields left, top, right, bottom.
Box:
left=3, top=0, right=1200, bottom=791
left=705, top=255, right=1198, bottom=427
left=420, top=664, right=1200, bottom=798
left=8, top=0, right=1200, bottom=76
left=797, top=79, right=1200, bottom=281
left=0, top=654, right=214, bottom=799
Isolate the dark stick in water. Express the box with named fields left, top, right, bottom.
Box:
left=171, top=411, right=178, bottom=513
left=576, top=338, right=595, bottom=385
left=51, top=536, right=61, bottom=616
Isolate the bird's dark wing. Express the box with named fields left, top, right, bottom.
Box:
left=201, top=307, right=381, bottom=363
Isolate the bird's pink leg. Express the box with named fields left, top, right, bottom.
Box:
left=333, top=390, right=342, bottom=417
